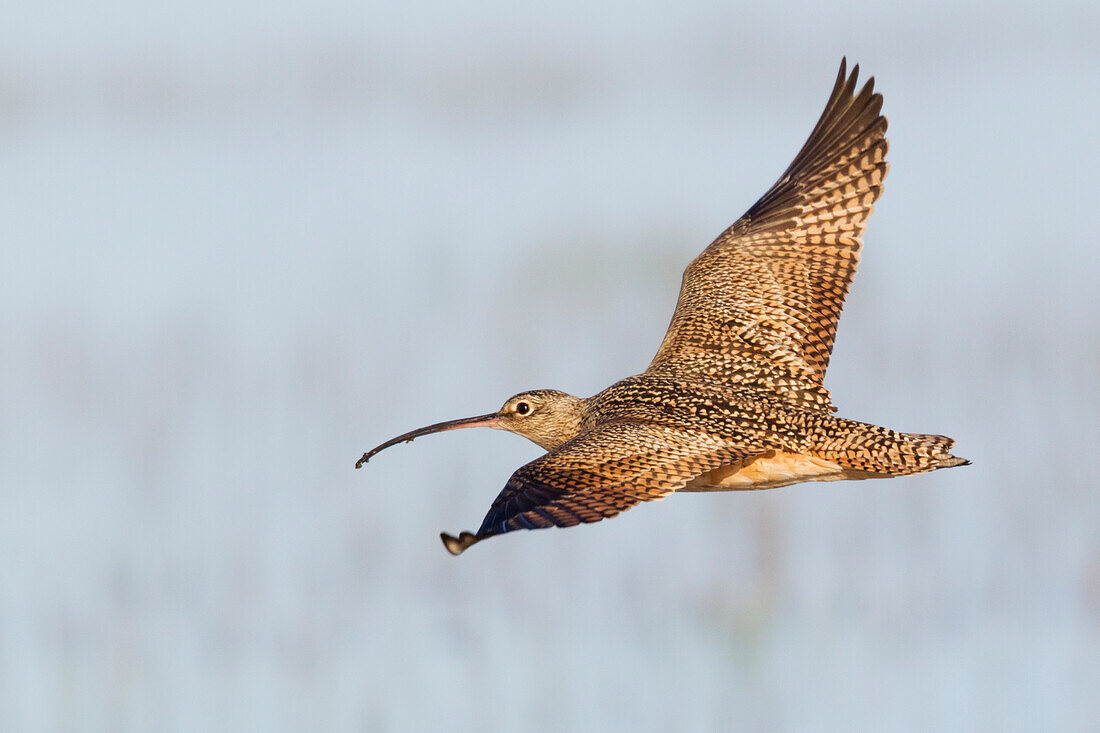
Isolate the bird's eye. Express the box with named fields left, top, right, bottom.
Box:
left=515, top=401, right=531, bottom=415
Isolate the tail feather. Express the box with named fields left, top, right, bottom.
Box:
left=812, top=418, right=968, bottom=476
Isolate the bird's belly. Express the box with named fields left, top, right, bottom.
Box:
left=681, top=450, right=881, bottom=492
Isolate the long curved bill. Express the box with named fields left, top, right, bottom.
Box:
left=355, top=413, right=500, bottom=468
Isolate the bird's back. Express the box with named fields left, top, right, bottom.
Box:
left=585, top=374, right=965, bottom=486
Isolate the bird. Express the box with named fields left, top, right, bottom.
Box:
left=356, top=58, right=968, bottom=556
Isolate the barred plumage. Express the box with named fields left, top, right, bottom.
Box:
left=649, top=59, right=888, bottom=411
left=357, top=59, right=967, bottom=555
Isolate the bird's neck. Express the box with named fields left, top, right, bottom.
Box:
left=529, top=394, right=589, bottom=451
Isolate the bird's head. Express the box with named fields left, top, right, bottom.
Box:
left=492, top=389, right=586, bottom=450
left=356, top=389, right=586, bottom=468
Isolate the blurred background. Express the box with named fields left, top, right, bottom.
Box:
left=2, top=0, right=1098, bottom=730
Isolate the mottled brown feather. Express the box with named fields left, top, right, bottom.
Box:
left=444, top=420, right=751, bottom=553
left=648, top=59, right=888, bottom=412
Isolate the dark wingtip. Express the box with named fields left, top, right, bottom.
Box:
left=441, top=531, right=483, bottom=556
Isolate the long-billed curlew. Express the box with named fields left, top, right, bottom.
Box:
left=357, top=59, right=968, bottom=555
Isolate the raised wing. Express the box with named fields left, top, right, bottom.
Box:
left=648, top=59, right=888, bottom=412
left=440, top=420, right=751, bottom=554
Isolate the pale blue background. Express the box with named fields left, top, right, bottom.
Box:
left=2, top=1, right=1098, bottom=730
